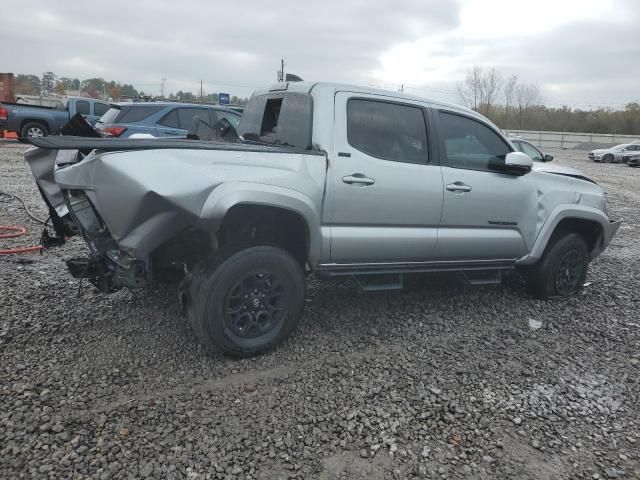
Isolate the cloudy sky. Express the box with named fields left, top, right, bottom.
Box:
left=1, top=0, right=639, bottom=108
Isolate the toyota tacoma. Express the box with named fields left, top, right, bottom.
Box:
left=25, top=81, right=621, bottom=357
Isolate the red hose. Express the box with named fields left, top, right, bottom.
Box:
left=0, top=225, right=43, bottom=255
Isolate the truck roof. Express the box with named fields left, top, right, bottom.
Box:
left=254, top=81, right=479, bottom=117
left=110, top=101, right=237, bottom=109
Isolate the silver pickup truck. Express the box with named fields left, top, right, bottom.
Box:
left=25, top=82, right=621, bottom=357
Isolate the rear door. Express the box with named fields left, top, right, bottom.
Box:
left=327, top=92, right=444, bottom=263
left=434, top=109, right=538, bottom=260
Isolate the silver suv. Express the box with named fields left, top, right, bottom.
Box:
left=26, top=82, right=621, bottom=356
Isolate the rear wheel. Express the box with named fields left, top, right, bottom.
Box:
left=526, top=233, right=589, bottom=299
left=20, top=122, right=48, bottom=139
left=188, top=246, right=305, bottom=357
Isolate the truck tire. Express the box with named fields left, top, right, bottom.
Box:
left=526, top=233, right=589, bottom=299
left=20, top=122, right=48, bottom=139
left=188, top=245, right=305, bottom=357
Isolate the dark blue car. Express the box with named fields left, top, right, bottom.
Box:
left=95, top=102, right=241, bottom=138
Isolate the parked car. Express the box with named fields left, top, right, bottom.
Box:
left=94, top=102, right=242, bottom=138
left=0, top=97, right=110, bottom=138
left=25, top=81, right=620, bottom=357
left=510, top=138, right=553, bottom=162
left=623, top=153, right=640, bottom=167
left=588, top=141, right=640, bottom=162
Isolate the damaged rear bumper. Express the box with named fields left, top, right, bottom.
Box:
left=63, top=189, right=149, bottom=291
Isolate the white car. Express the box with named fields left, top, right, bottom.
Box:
left=589, top=141, right=640, bottom=163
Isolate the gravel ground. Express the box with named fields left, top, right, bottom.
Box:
left=1, top=144, right=639, bottom=480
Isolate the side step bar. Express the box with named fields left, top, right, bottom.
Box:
left=456, top=270, right=503, bottom=286
left=351, top=270, right=503, bottom=293
left=353, top=274, right=404, bottom=293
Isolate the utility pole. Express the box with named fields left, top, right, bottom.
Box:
left=200, top=80, right=203, bottom=103
left=399, top=84, right=404, bottom=94
left=160, top=78, right=166, bottom=98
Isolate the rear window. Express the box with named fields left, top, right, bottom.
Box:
left=76, top=100, right=90, bottom=115
left=111, top=105, right=164, bottom=124
left=216, top=110, right=241, bottom=128
left=238, top=92, right=313, bottom=149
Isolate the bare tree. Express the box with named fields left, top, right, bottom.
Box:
left=457, top=66, right=503, bottom=116
left=457, top=65, right=483, bottom=110
left=457, top=66, right=542, bottom=129
left=515, top=83, right=541, bottom=128
left=479, top=68, right=502, bottom=116
left=502, top=75, right=518, bottom=127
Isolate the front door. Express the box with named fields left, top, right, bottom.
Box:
left=434, top=109, right=538, bottom=260
left=328, top=92, right=444, bottom=263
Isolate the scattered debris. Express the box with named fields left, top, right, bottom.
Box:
left=528, top=319, right=543, bottom=330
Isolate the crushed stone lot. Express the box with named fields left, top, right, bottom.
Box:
left=0, top=144, right=639, bottom=480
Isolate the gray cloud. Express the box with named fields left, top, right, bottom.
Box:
left=0, top=0, right=638, bottom=107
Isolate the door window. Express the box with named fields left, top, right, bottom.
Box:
left=520, top=141, right=543, bottom=161
left=76, top=100, right=90, bottom=115
left=118, top=105, right=164, bottom=123
left=347, top=99, right=428, bottom=164
left=158, top=109, right=180, bottom=128
left=177, top=108, right=212, bottom=129
left=438, top=111, right=511, bottom=171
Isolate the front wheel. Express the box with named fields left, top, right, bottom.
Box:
left=603, top=154, right=614, bottom=163
left=526, top=233, right=590, bottom=299
left=188, top=246, right=305, bottom=357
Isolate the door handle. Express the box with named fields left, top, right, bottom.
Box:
left=446, top=182, right=472, bottom=193
left=343, top=174, right=375, bottom=186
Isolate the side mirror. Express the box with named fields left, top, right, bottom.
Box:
left=544, top=154, right=554, bottom=162
left=504, top=151, right=533, bottom=175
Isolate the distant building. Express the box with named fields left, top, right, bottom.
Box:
left=0, top=73, right=16, bottom=103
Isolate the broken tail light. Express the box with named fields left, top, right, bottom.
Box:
left=103, top=126, right=127, bottom=137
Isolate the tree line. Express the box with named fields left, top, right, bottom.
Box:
left=15, top=73, right=139, bottom=100
left=13, top=72, right=248, bottom=105
left=457, top=65, right=640, bottom=135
